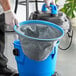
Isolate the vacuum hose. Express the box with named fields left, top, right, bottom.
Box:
left=58, top=18, right=73, bottom=50
left=58, top=30, right=73, bottom=50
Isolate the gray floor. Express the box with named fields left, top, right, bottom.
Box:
left=4, top=27, right=76, bottom=76
left=56, top=27, right=76, bottom=76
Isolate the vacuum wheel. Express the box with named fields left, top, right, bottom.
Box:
left=52, top=72, right=61, bottom=76
left=12, top=73, right=19, bottom=76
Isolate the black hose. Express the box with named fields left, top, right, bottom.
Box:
left=58, top=16, right=73, bottom=50
left=58, top=29, right=73, bottom=50
left=14, top=0, right=18, bottom=13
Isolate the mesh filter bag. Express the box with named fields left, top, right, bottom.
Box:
left=14, top=20, right=64, bottom=61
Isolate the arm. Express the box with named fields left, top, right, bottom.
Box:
left=0, top=0, right=18, bottom=27
left=56, top=0, right=66, bottom=10
left=44, top=0, right=51, bottom=7
left=52, top=0, right=56, bottom=5
left=0, top=0, right=11, bottom=11
left=44, top=0, right=56, bottom=10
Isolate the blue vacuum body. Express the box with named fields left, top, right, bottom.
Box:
left=13, top=40, right=59, bottom=76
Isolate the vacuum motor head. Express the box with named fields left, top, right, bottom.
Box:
left=29, top=11, right=70, bottom=33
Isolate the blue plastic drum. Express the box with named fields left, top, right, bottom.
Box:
left=14, top=40, right=59, bottom=76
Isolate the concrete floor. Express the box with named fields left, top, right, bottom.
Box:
left=56, top=27, right=76, bottom=76
left=4, top=27, right=76, bottom=76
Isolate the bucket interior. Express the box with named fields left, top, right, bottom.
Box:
left=14, top=20, right=64, bottom=41
left=14, top=20, right=64, bottom=61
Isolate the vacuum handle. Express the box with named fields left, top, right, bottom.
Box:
left=42, top=4, right=58, bottom=15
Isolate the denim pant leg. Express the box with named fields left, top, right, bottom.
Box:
left=0, top=13, right=8, bottom=67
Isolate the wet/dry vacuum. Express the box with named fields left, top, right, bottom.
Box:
left=13, top=20, right=64, bottom=76
left=13, top=0, right=72, bottom=75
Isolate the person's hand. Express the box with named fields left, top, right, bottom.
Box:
left=46, top=5, right=51, bottom=10
left=4, top=10, right=19, bottom=27
left=44, top=0, right=51, bottom=10
left=44, top=0, right=56, bottom=11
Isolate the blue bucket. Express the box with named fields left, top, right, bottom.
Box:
left=13, top=20, right=64, bottom=76
left=14, top=40, right=60, bottom=76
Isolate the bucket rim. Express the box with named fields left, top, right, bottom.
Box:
left=14, top=20, right=64, bottom=41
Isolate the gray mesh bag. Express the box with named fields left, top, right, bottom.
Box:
left=14, top=20, right=64, bottom=61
